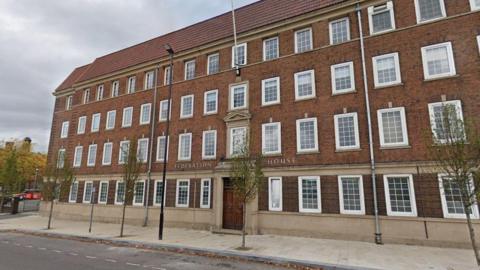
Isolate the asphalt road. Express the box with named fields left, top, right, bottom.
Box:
left=0, top=232, right=291, bottom=270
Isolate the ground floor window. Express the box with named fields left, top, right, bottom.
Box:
left=298, top=176, right=321, bottom=213
left=200, top=179, right=211, bottom=208
left=69, top=181, right=78, bottom=203
left=438, top=174, right=479, bottom=219
left=338, top=175, right=365, bottom=215
left=98, top=181, right=109, bottom=204
left=83, top=181, right=93, bottom=204
left=383, top=174, right=417, bottom=217
left=133, top=180, right=145, bottom=206
left=115, top=181, right=125, bottom=205
left=176, top=179, right=190, bottom=207
left=268, top=177, right=282, bottom=211
left=154, top=180, right=165, bottom=206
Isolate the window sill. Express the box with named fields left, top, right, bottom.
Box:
left=261, top=102, right=281, bottom=107
left=294, top=96, right=316, bottom=102
left=179, top=116, right=193, bottom=120
left=370, top=28, right=395, bottom=36
left=332, top=89, right=356, bottom=96
left=296, top=150, right=319, bottom=155
left=335, top=148, right=361, bottom=153
left=203, top=112, right=218, bottom=116
left=374, top=82, right=403, bottom=90
left=380, top=145, right=411, bottom=150
left=424, top=74, right=459, bottom=82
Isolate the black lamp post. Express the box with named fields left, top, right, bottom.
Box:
left=159, top=44, right=174, bottom=240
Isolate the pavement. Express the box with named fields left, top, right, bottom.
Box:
left=0, top=213, right=478, bottom=270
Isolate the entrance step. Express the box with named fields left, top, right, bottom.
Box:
left=212, top=229, right=246, bottom=236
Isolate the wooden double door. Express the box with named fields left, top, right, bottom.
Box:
left=222, top=178, right=244, bottom=230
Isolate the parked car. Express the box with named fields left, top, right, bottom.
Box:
left=13, top=190, right=42, bottom=201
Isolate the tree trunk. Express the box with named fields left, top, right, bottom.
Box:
left=47, top=199, right=54, bottom=230
left=0, top=195, right=4, bottom=213
left=241, top=200, right=246, bottom=249
left=465, top=207, right=480, bottom=266
left=120, top=202, right=127, bottom=237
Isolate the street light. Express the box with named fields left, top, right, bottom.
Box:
left=159, top=44, right=174, bottom=240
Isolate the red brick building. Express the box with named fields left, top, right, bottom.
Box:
left=47, top=0, right=480, bottom=246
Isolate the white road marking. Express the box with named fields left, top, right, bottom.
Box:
left=2, top=241, right=9, bottom=244
left=25, top=245, right=33, bottom=248
left=14, top=243, right=20, bottom=246
left=105, top=259, right=117, bottom=263
left=53, top=250, right=62, bottom=253
left=38, top=247, right=47, bottom=251
left=69, top=253, right=78, bottom=256
left=151, top=267, right=166, bottom=270
left=126, top=262, right=141, bottom=267
left=86, top=256, right=97, bottom=259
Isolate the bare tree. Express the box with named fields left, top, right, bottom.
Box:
left=119, top=139, right=141, bottom=238
left=427, top=104, right=480, bottom=266
left=42, top=155, right=74, bottom=230
left=230, top=140, right=264, bottom=249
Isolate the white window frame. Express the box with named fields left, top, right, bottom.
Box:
left=261, top=122, right=282, bottom=155
left=57, top=149, right=65, bottom=168
left=91, top=113, right=101, bottom=132
left=414, top=0, right=446, bottom=24
left=83, top=89, right=90, bottom=104
left=60, top=121, right=69, bottom=138
left=73, top=146, right=83, bottom=168
left=102, top=142, right=113, bottom=166
left=96, top=85, right=104, bottom=101
left=111, top=80, right=120, bottom=97
left=294, top=70, right=316, bottom=100
left=263, top=36, right=279, bottom=61
left=229, top=126, right=247, bottom=157
left=164, top=66, right=172, bottom=85
left=156, top=136, right=169, bottom=162
left=207, top=53, right=220, bottom=75
left=377, top=107, right=409, bottom=147
left=139, top=103, right=152, bottom=125
left=472, top=0, right=480, bottom=10
left=77, top=116, right=86, bottom=135
left=176, top=179, right=190, bottom=208
left=329, top=17, right=351, bottom=45
left=421, top=42, right=456, bottom=80
left=202, top=130, right=217, bottom=160
left=427, top=100, right=464, bottom=143
left=330, top=61, right=355, bottom=94
left=180, top=95, right=194, bottom=119
left=122, top=107, right=133, bottom=127
left=133, top=180, right=145, bottom=206
left=338, top=175, right=365, bottom=215
left=383, top=174, right=417, bottom=217
left=203, top=90, right=218, bottom=115
left=334, top=112, right=360, bottom=151
left=294, top=28, right=313, bottom=54
left=477, top=36, right=480, bottom=55
left=144, top=70, right=155, bottom=90
left=98, top=181, right=109, bottom=204
left=66, top=95, right=73, bottom=110
left=153, top=180, right=166, bottom=207
left=69, top=181, right=78, bottom=203
left=368, top=1, right=396, bottom=35
left=229, top=83, right=248, bottom=110
left=127, top=76, right=136, bottom=93
left=295, top=117, right=319, bottom=153
left=298, top=176, right=321, bottom=213
left=83, top=181, right=93, bottom=204
left=268, top=177, right=283, bottom=211
left=106, top=110, right=116, bottom=130
left=200, top=178, right=211, bottom=209
left=118, top=140, right=130, bottom=165
left=115, top=181, right=125, bottom=205
left=87, top=144, right=97, bottom=167
left=438, top=173, right=479, bottom=219
left=184, top=60, right=196, bottom=80
left=178, top=133, right=192, bottom=161
left=261, top=77, right=280, bottom=106
left=231, top=43, right=247, bottom=67
left=372, top=52, right=402, bottom=87
left=159, top=99, right=172, bottom=122
left=137, top=138, right=149, bottom=163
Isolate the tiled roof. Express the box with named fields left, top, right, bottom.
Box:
left=56, top=0, right=345, bottom=92
left=55, top=64, right=91, bottom=92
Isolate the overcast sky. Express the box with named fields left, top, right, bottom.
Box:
left=0, top=0, right=257, bottom=153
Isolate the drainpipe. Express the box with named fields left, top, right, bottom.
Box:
left=356, top=3, right=382, bottom=244
left=143, top=65, right=160, bottom=227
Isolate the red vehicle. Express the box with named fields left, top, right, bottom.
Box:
left=14, top=190, right=42, bottom=200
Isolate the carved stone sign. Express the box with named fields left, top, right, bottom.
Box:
left=265, top=157, right=297, bottom=166
left=174, top=162, right=214, bottom=170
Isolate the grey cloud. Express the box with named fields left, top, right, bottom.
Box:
left=0, top=0, right=257, bottom=153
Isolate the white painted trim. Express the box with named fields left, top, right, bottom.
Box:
left=105, top=110, right=116, bottom=130
left=156, top=136, right=169, bottom=162
left=159, top=99, right=172, bottom=122
left=207, top=53, right=220, bottom=75
left=180, top=94, right=194, bottom=119
left=60, top=121, right=69, bottom=138
left=383, top=174, right=417, bottom=217
left=97, top=181, right=109, bottom=204
left=334, top=112, right=360, bottom=151
left=202, top=130, right=217, bottom=160
left=122, top=107, right=133, bottom=127
left=338, top=175, right=365, bottom=215
left=178, top=133, right=192, bottom=161
left=229, top=83, right=248, bottom=110
left=329, top=17, right=350, bottom=45
left=414, top=0, right=446, bottom=24
left=294, top=70, right=316, bottom=100
left=153, top=180, right=166, bottom=207
left=261, top=77, right=281, bottom=106
left=231, top=43, right=247, bottom=67
left=294, top=27, right=313, bottom=53
left=427, top=100, right=464, bottom=144
left=229, top=126, right=247, bottom=157
left=184, top=59, right=196, bottom=80
left=372, top=52, right=402, bottom=87
left=144, top=70, right=155, bottom=90
left=68, top=181, right=78, bottom=203
left=368, top=1, right=396, bottom=35
left=295, top=117, right=319, bottom=153
left=268, top=177, right=283, bottom=211
left=200, top=178, right=211, bottom=209
left=261, top=122, right=282, bottom=155
left=127, top=76, right=136, bottom=93
left=133, top=180, right=146, bottom=206
left=91, top=113, right=101, bottom=132
left=73, top=146, right=83, bottom=168
left=115, top=181, right=125, bottom=205
left=421, top=42, right=456, bottom=80
left=137, top=138, right=149, bottom=163
left=118, top=140, right=130, bottom=165
left=176, top=179, right=190, bottom=208
left=377, top=107, right=409, bottom=147
left=77, top=116, right=87, bottom=134
left=102, top=142, right=113, bottom=166
left=330, top=61, right=355, bottom=94
left=87, top=144, right=97, bottom=167
left=82, top=181, right=93, bottom=204
left=298, top=176, right=321, bottom=213
left=438, top=173, right=479, bottom=219
left=203, top=89, right=218, bottom=115
left=263, top=36, right=279, bottom=61
left=139, top=103, right=152, bottom=125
